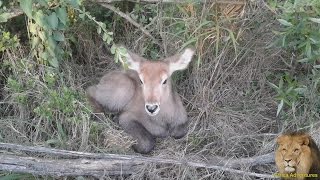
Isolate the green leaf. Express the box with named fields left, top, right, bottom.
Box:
left=47, top=37, right=57, bottom=56
left=102, top=32, right=109, bottom=41
left=46, top=139, right=60, bottom=145
left=106, top=35, right=112, bottom=44
left=271, top=30, right=286, bottom=35
left=49, top=57, right=59, bottom=68
left=276, top=99, right=284, bottom=116
left=297, top=58, right=309, bottom=63
left=37, top=0, right=48, bottom=7
left=294, top=87, right=306, bottom=95
left=281, top=35, right=287, bottom=47
left=0, top=12, right=9, bottom=23
left=38, top=30, right=46, bottom=41
left=118, top=46, right=127, bottom=55
left=57, top=121, right=66, bottom=142
left=110, top=44, right=116, bottom=54
left=53, top=31, right=64, bottom=41
left=279, top=78, right=283, bottom=89
left=268, top=82, right=279, bottom=90
left=277, top=19, right=293, bottom=26
left=34, top=10, right=48, bottom=29
left=97, top=26, right=101, bottom=34
left=19, top=0, right=33, bottom=18
left=305, top=41, right=312, bottom=58
left=57, top=22, right=66, bottom=30
left=309, top=17, right=320, bottom=24
left=285, top=86, right=293, bottom=94
left=47, top=12, right=58, bottom=30
left=56, top=7, right=67, bottom=25
left=79, top=13, right=85, bottom=19
left=309, top=37, right=318, bottom=44
left=101, top=23, right=106, bottom=30
left=40, top=51, right=49, bottom=60
left=67, top=0, right=80, bottom=8
left=29, top=23, right=37, bottom=34
left=31, top=36, right=40, bottom=49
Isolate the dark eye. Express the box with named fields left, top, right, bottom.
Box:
left=139, top=79, right=143, bottom=84
left=294, top=148, right=299, bottom=152
left=282, top=148, right=287, bottom=151
left=162, top=79, right=167, bottom=85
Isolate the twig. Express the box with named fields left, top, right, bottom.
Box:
left=0, top=143, right=275, bottom=178
left=98, top=3, right=162, bottom=46
left=6, top=8, right=24, bottom=19
left=94, top=0, right=247, bottom=5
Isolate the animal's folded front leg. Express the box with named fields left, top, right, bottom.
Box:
left=170, top=122, right=189, bottom=139
left=119, top=112, right=155, bottom=154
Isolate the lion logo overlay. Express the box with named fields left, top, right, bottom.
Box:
left=275, top=132, right=320, bottom=179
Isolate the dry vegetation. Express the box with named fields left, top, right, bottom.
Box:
left=1, top=0, right=320, bottom=179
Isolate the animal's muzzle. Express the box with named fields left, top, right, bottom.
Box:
left=146, top=104, right=159, bottom=114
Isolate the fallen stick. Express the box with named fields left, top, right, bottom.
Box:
left=0, top=143, right=275, bottom=178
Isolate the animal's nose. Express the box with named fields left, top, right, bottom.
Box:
left=145, top=104, right=159, bottom=114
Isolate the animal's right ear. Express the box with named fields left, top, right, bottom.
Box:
left=298, top=134, right=310, bottom=146
left=167, top=48, right=195, bottom=75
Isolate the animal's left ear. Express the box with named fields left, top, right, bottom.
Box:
left=166, top=48, right=195, bottom=75
left=298, top=134, right=310, bottom=146
left=119, top=47, right=147, bottom=72
left=276, top=135, right=286, bottom=145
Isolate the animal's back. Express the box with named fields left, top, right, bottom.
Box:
left=309, top=138, right=320, bottom=175
left=87, top=70, right=137, bottom=112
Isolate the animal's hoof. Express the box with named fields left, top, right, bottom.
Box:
left=171, top=129, right=188, bottom=139
left=111, top=114, right=120, bottom=124
left=172, top=133, right=186, bottom=139
left=131, top=144, right=153, bottom=154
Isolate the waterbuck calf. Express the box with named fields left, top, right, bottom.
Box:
left=87, top=47, right=195, bottom=153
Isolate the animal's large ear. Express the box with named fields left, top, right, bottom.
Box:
left=298, top=134, right=310, bottom=146
left=165, top=48, right=195, bottom=75
left=119, top=47, right=146, bottom=72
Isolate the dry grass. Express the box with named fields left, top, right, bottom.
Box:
left=1, top=0, right=320, bottom=179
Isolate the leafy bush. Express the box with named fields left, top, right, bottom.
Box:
left=269, top=0, right=320, bottom=122
left=272, top=0, right=320, bottom=64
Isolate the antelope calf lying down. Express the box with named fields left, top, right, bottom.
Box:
left=87, top=48, right=195, bottom=153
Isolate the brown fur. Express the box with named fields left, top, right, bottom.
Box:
left=275, top=132, right=320, bottom=180
left=87, top=48, right=194, bottom=153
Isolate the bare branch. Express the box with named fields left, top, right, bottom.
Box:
left=98, top=3, right=161, bottom=46
left=6, top=8, right=24, bottom=20
left=0, top=143, right=275, bottom=178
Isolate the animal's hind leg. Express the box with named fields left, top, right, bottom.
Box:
left=86, top=86, right=106, bottom=121
left=119, top=112, right=155, bottom=154
left=86, top=88, right=104, bottom=113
